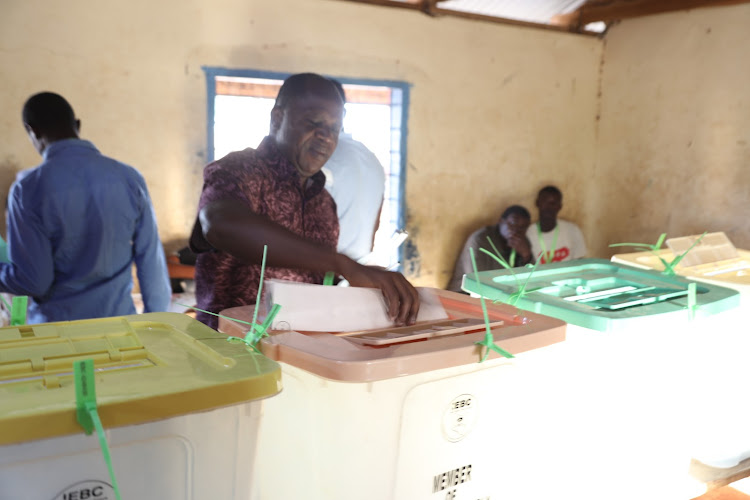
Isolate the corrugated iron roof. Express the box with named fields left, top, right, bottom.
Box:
left=339, top=0, right=750, bottom=35
left=437, top=0, right=587, bottom=25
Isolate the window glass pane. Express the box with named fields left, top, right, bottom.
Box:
left=213, top=95, right=274, bottom=159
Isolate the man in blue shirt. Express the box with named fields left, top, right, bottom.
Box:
left=0, top=92, right=171, bottom=323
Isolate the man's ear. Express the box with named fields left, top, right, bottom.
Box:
left=75, top=119, right=81, bottom=135
left=270, top=105, right=283, bottom=135
left=24, top=123, right=41, bottom=144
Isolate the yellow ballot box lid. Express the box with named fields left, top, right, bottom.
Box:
left=0, top=312, right=281, bottom=445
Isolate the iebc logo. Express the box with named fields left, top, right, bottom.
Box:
left=52, top=480, right=113, bottom=500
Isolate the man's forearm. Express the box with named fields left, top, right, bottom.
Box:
left=199, top=199, right=346, bottom=275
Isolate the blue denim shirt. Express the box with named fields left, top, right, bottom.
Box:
left=0, top=139, right=171, bottom=323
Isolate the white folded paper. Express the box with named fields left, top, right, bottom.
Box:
left=264, top=280, right=448, bottom=332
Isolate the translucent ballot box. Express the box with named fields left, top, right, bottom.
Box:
left=461, top=259, right=741, bottom=499
left=611, top=234, right=750, bottom=493
left=0, top=313, right=281, bottom=500
left=684, top=307, right=750, bottom=496
left=611, top=231, right=750, bottom=304
left=220, top=287, right=567, bottom=500
left=461, top=258, right=738, bottom=332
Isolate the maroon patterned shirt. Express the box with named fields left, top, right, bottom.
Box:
left=191, top=136, right=339, bottom=329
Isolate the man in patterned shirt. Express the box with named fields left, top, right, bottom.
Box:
left=190, top=73, right=419, bottom=329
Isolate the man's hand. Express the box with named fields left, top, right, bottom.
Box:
left=337, top=256, right=420, bottom=326
left=507, top=234, right=532, bottom=264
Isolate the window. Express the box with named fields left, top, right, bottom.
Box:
left=203, top=67, right=410, bottom=269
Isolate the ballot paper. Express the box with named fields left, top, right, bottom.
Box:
left=263, top=280, right=449, bottom=332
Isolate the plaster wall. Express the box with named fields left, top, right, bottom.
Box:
left=595, top=4, right=750, bottom=258
left=0, top=0, right=601, bottom=288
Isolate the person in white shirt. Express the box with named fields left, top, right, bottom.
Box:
left=526, top=186, right=586, bottom=263
left=321, top=79, right=386, bottom=263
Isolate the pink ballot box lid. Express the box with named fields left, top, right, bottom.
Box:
left=219, top=288, right=566, bottom=382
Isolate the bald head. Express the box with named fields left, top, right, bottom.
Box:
left=273, top=73, right=343, bottom=111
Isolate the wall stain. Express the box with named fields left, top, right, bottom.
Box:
left=403, top=213, right=421, bottom=278
left=594, top=37, right=607, bottom=136
left=403, top=238, right=421, bottom=278
left=501, top=73, right=516, bottom=87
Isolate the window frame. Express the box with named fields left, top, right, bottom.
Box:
left=202, top=66, right=411, bottom=269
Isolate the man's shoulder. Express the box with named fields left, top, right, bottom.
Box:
left=49, top=143, right=143, bottom=178
left=77, top=153, right=149, bottom=193
left=466, top=225, right=495, bottom=244
left=104, top=156, right=146, bottom=180
left=205, top=148, right=269, bottom=178
left=327, top=136, right=383, bottom=170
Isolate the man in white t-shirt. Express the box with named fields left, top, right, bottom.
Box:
left=322, top=80, right=386, bottom=262
left=526, top=186, right=587, bottom=263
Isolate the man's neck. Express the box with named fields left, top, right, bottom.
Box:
left=40, top=133, right=78, bottom=154
left=539, top=218, right=557, bottom=233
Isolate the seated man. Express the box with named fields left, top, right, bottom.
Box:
left=0, top=92, right=171, bottom=323
left=448, top=205, right=532, bottom=292
left=526, top=185, right=587, bottom=263
left=190, top=73, right=419, bottom=329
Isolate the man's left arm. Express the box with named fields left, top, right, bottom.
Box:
left=132, top=183, right=171, bottom=313
left=0, top=184, right=55, bottom=297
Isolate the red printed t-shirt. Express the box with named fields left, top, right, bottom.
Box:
left=190, top=136, right=339, bottom=328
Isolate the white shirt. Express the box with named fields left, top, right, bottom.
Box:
left=322, top=132, right=386, bottom=262
left=526, top=219, right=587, bottom=263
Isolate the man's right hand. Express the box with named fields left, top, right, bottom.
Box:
left=507, top=234, right=532, bottom=264
left=337, top=256, right=420, bottom=326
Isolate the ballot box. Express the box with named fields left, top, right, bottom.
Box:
left=220, top=286, right=568, bottom=500
left=612, top=231, right=750, bottom=305
left=461, top=258, right=741, bottom=499
left=0, top=313, right=281, bottom=500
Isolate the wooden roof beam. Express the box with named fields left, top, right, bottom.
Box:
left=335, top=0, right=421, bottom=11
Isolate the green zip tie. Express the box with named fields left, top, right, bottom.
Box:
left=479, top=244, right=541, bottom=307
left=178, top=244, right=279, bottom=355
left=470, top=248, right=514, bottom=362
left=74, top=359, right=122, bottom=500
left=176, top=303, right=281, bottom=354
left=610, top=232, right=706, bottom=277
left=236, top=303, right=282, bottom=347
left=687, top=282, right=697, bottom=321
left=179, top=244, right=281, bottom=355
left=250, top=303, right=282, bottom=342
left=10, top=295, right=28, bottom=326
left=323, top=271, right=335, bottom=286
left=250, top=245, right=269, bottom=334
